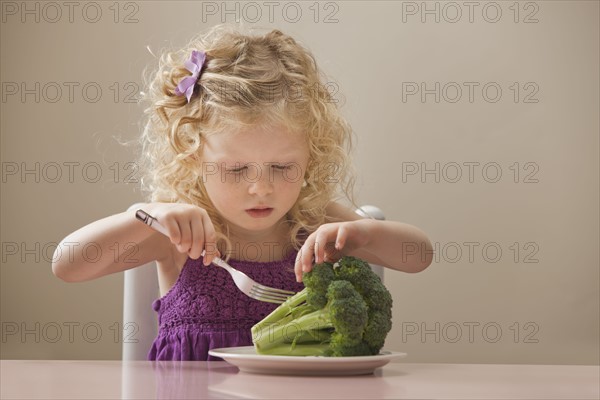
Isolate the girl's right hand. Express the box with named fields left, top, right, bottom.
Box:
left=143, top=202, right=219, bottom=266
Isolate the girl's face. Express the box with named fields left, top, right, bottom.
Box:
left=201, top=123, right=309, bottom=239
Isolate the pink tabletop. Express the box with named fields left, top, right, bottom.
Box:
left=1, top=360, right=598, bottom=399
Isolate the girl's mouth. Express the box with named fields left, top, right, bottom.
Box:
left=245, top=207, right=274, bottom=218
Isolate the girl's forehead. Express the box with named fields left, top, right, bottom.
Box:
left=203, top=125, right=308, bottom=159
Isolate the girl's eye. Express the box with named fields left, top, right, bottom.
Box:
left=224, top=164, right=291, bottom=174
left=225, top=166, right=247, bottom=174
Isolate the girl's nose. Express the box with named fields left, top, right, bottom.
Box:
left=248, top=171, right=274, bottom=197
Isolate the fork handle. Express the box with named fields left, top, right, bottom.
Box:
left=135, top=209, right=170, bottom=236
left=200, top=250, right=230, bottom=271
left=136, top=209, right=224, bottom=266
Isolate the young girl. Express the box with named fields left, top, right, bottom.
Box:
left=52, top=25, right=433, bottom=361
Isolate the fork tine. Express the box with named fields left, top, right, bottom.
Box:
left=249, top=286, right=291, bottom=303
left=249, top=286, right=291, bottom=299
left=250, top=286, right=294, bottom=301
left=250, top=294, right=287, bottom=304
left=248, top=292, right=288, bottom=304
left=252, top=284, right=296, bottom=296
left=250, top=295, right=286, bottom=304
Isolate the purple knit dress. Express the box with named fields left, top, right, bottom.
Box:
left=148, top=250, right=305, bottom=361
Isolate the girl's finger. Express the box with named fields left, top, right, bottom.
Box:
left=189, top=215, right=204, bottom=260
left=294, top=251, right=302, bottom=282
left=296, top=235, right=316, bottom=281
left=304, top=240, right=317, bottom=273
left=335, top=224, right=347, bottom=251
left=177, top=217, right=193, bottom=254
left=320, top=225, right=346, bottom=262
left=314, top=229, right=330, bottom=264
left=200, top=211, right=218, bottom=266
left=162, top=217, right=181, bottom=247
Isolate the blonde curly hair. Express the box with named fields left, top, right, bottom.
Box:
left=138, top=24, right=356, bottom=255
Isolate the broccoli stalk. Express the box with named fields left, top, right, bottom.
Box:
left=252, top=280, right=368, bottom=356
left=251, top=257, right=393, bottom=357
left=251, top=288, right=315, bottom=332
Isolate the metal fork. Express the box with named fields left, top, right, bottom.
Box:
left=205, top=252, right=295, bottom=304
left=135, top=209, right=296, bottom=304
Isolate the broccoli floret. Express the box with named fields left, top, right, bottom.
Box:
left=251, top=256, right=393, bottom=357
left=334, top=256, right=393, bottom=353
left=335, top=256, right=393, bottom=311
left=302, top=262, right=336, bottom=309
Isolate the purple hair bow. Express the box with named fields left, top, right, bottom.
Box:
left=175, top=50, right=207, bottom=103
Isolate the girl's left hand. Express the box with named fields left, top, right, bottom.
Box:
left=294, top=220, right=372, bottom=282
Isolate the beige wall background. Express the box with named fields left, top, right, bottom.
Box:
left=1, top=1, right=598, bottom=364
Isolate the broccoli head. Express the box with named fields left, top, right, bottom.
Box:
left=302, top=262, right=336, bottom=309
left=251, top=256, right=393, bottom=357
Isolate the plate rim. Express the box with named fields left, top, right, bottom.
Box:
left=208, top=345, right=407, bottom=363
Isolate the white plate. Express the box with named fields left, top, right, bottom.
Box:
left=208, top=346, right=407, bottom=376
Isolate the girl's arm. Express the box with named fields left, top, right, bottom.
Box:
left=294, top=202, right=433, bottom=281
left=52, top=202, right=219, bottom=282
left=51, top=206, right=172, bottom=282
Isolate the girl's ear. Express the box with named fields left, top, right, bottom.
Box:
left=189, top=141, right=203, bottom=162
left=187, top=150, right=203, bottom=172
